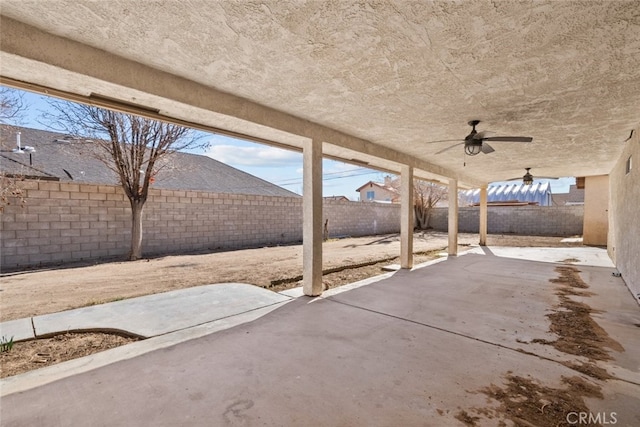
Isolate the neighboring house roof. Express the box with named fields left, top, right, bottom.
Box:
left=0, top=125, right=299, bottom=197
left=551, top=185, right=584, bottom=206
left=565, top=185, right=585, bottom=205
left=355, top=180, right=399, bottom=194
left=324, top=196, right=349, bottom=202
left=0, top=152, right=59, bottom=180
left=461, top=182, right=553, bottom=207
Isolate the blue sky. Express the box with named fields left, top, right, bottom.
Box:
left=5, top=87, right=574, bottom=196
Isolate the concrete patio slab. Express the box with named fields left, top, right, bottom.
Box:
left=2, top=250, right=638, bottom=426
left=0, top=302, right=290, bottom=397
left=467, top=245, right=616, bottom=267
left=0, top=295, right=586, bottom=426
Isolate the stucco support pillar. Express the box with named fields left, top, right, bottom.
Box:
left=479, top=185, right=488, bottom=246
left=400, top=165, right=414, bottom=269
left=303, top=138, right=323, bottom=296
left=448, top=179, right=458, bottom=256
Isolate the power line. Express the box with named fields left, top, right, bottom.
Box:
left=273, top=167, right=369, bottom=185
left=276, top=170, right=381, bottom=187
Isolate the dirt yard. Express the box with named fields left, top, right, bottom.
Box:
left=0, top=231, right=582, bottom=322
left=0, top=232, right=583, bottom=378
left=1, top=231, right=466, bottom=322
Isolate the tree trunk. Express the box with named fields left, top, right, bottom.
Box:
left=414, top=205, right=424, bottom=230
left=424, top=208, right=432, bottom=229
left=414, top=205, right=428, bottom=229
left=129, top=199, right=145, bottom=260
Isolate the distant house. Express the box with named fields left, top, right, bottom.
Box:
left=0, top=126, right=298, bottom=197
left=356, top=176, right=399, bottom=202
left=460, top=182, right=553, bottom=207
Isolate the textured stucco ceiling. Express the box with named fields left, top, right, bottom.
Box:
left=1, top=0, right=639, bottom=185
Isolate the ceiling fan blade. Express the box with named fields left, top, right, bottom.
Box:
left=475, top=130, right=495, bottom=139
left=484, top=136, right=533, bottom=143
left=424, top=139, right=462, bottom=144
left=435, top=142, right=464, bottom=154
left=505, top=175, right=559, bottom=181
left=481, top=143, right=495, bottom=154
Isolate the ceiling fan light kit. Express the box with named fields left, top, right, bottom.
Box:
left=465, top=140, right=483, bottom=156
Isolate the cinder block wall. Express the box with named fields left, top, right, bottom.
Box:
left=323, top=199, right=400, bottom=237
left=429, top=205, right=584, bottom=236
left=143, top=190, right=303, bottom=255
left=1, top=181, right=585, bottom=270
left=0, top=182, right=401, bottom=270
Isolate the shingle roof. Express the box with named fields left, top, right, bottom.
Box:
left=0, top=126, right=299, bottom=197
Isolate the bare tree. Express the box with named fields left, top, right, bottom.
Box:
left=412, top=180, right=447, bottom=229
left=46, top=101, right=203, bottom=260
left=0, top=87, right=26, bottom=125
left=389, top=176, right=448, bottom=229
left=0, top=173, right=28, bottom=213
left=1, top=87, right=29, bottom=212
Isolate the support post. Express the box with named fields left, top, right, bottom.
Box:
left=400, top=165, right=414, bottom=269
left=448, top=179, right=458, bottom=256
left=303, top=138, right=323, bottom=296
left=479, top=185, right=488, bottom=246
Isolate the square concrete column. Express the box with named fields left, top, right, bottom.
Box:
left=303, top=138, right=323, bottom=296
left=448, top=179, right=458, bottom=256
left=479, top=185, right=488, bottom=246
left=400, top=165, right=414, bottom=269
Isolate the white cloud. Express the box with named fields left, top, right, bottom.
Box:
left=205, top=144, right=302, bottom=167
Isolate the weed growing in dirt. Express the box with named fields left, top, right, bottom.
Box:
left=0, top=335, right=15, bottom=352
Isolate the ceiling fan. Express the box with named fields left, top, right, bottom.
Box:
left=432, top=120, right=533, bottom=156
left=506, top=168, right=558, bottom=185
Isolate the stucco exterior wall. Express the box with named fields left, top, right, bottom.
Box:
left=429, top=205, right=584, bottom=236
left=608, top=126, right=639, bottom=300
left=582, top=175, right=609, bottom=245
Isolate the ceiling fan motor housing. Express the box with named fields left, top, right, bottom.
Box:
left=465, top=120, right=481, bottom=140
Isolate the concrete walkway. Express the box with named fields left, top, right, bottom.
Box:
left=1, top=247, right=639, bottom=426
left=0, top=283, right=292, bottom=342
